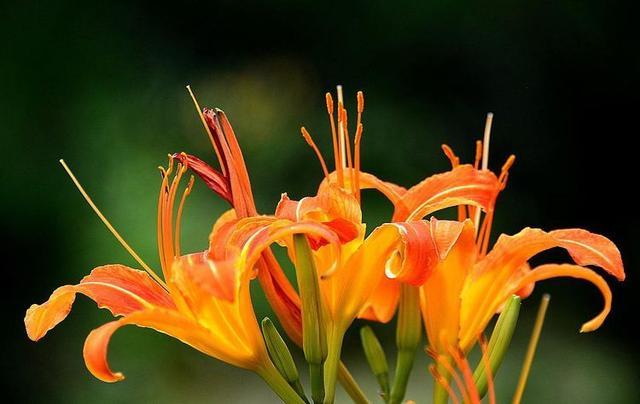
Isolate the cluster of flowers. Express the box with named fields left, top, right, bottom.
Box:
left=25, top=87, right=624, bottom=403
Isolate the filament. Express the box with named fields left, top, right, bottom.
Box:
left=301, top=127, right=330, bottom=179
left=354, top=123, right=363, bottom=201
left=326, top=92, right=343, bottom=186
left=174, top=175, right=195, bottom=257
left=429, top=364, right=461, bottom=404
left=59, top=159, right=167, bottom=289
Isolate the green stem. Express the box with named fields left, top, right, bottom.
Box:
left=338, top=362, right=371, bottom=404
left=258, top=361, right=306, bottom=404
left=323, top=328, right=345, bottom=404
left=432, top=361, right=452, bottom=404
left=389, top=285, right=421, bottom=404
left=310, top=362, right=325, bottom=404
left=389, top=350, right=415, bottom=404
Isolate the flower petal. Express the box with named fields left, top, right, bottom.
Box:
left=174, top=153, right=232, bottom=203
left=83, top=308, right=262, bottom=383
left=459, top=227, right=624, bottom=349
left=514, top=264, right=612, bottom=332
left=319, top=169, right=407, bottom=208
left=357, top=278, right=400, bottom=323
left=25, top=265, right=174, bottom=341
left=420, top=220, right=477, bottom=353
left=550, top=229, right=625, bottom=280
left=393, top=165, right=500, bottom=221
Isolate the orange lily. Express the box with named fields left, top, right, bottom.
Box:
left=24, top=158, right=305, bottom=403
left=414, top=137, right=625, bottom=401
left=269, top=87, right=507, bottom=401
left=174, top=89, right=305, bottom=346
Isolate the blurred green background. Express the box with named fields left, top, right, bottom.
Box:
left=2, top=1, right=637, bottom=402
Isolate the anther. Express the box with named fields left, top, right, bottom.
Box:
left=357, top=91, right=364, bottom=114
left=325, top=92, right=334, bottom=115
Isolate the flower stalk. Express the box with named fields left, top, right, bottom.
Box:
left=257, top=360, right=307, bottom=404
left=293, top=234, right=328, bottom=404
left=472, top=294, right=521, bottom=398
left=360, top=326, right=390, bottom=400
left=390, top=285, right=422, bottom=404
left=261, top=317, right=308, bottom=402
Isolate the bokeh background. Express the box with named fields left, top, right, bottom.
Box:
left=2, top=1, right=638, bottom=402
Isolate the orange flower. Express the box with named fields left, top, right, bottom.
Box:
left=24, top=158, right=305, bottom=402
left=415, top=140, right=625, bottom=358
left=272, top=88, right=507, bottom=400
left=174, top=88, right=304, bottom=345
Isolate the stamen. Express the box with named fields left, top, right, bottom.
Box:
left=447, top=347, right=481, bottom=404
left=429, top=364, right=461, bottom=404
left=499, top=154, right=516, bottom=188
left=356, top=91, right=364, bottom=127
left=441, top=145, right=466, bottom=220
left=432, top=352, right=470, bottom=404
left=478, top=155, right=515, bottom=254
left=337, top=85, right=347, bottom=169
left=474, top=140, right=483, bottom=169
left=301, top=127, right=330, bottom=178
left=340, top=106, right=353, bottom=170
left=441, top=144, right=460, bottom=168
left=479, top=335, right=496, bottom=404
left=354, top=123, right=363, bottom=202
left=481, top=113, right=493, bottom=170
left=339, top=105, right=355, bottom=194
left=474, top=113, right=494, bottom=234
left=59, top=160, right=167, bottom=289
left=174, top=175, right=195, bottom=257
left=513, top=294, right=550, bottom=404
left=326, top=92, right=343, bottom=186
left=478, top=210, right=495, bottom=257
left=186, top=85, right=226, bottom=176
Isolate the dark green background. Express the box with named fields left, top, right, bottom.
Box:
left=2, top=1, right=637, bottom=402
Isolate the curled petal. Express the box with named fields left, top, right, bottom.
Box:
left=474, top=227, right=624, bottom=281
left=460, top=227, right=624, bottom=349
left=394, top=165, right=500, bottom=221
left=515, top=264, right=612, bottom=332
left=330, top=219, right=461, bottom=324
left=83, top=308, right=261, bottom=383
left=550, top=229, right=625, bottom=280
left=242, top=220, right=342, bottom=277
left=174, top=153, right=232, bottom=204
left=383, top=221, right=439, bottom=285
left=276, top=189, right=361, bottom=249
left=25, top=265, right=174, bottom=341
left=385, top=219, right=471, bottom=286
left=84, top=320, right=125, bottom=382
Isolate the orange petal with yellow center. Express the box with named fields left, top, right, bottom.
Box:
left=420, top=220, right=477, bottom=353
left=25, top=265, right=175, bottom=341
left=459, top=227, right=624, bottom=350
left=83, top=308, right=263, bottom=383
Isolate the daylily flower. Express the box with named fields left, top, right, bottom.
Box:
left=174, top=88, right=304, bottom=345
left=414, top=140, right=625, bottom=400
left=266, top=88, right=508, bottom=400
left=24, top=158, right=305, bottom=403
